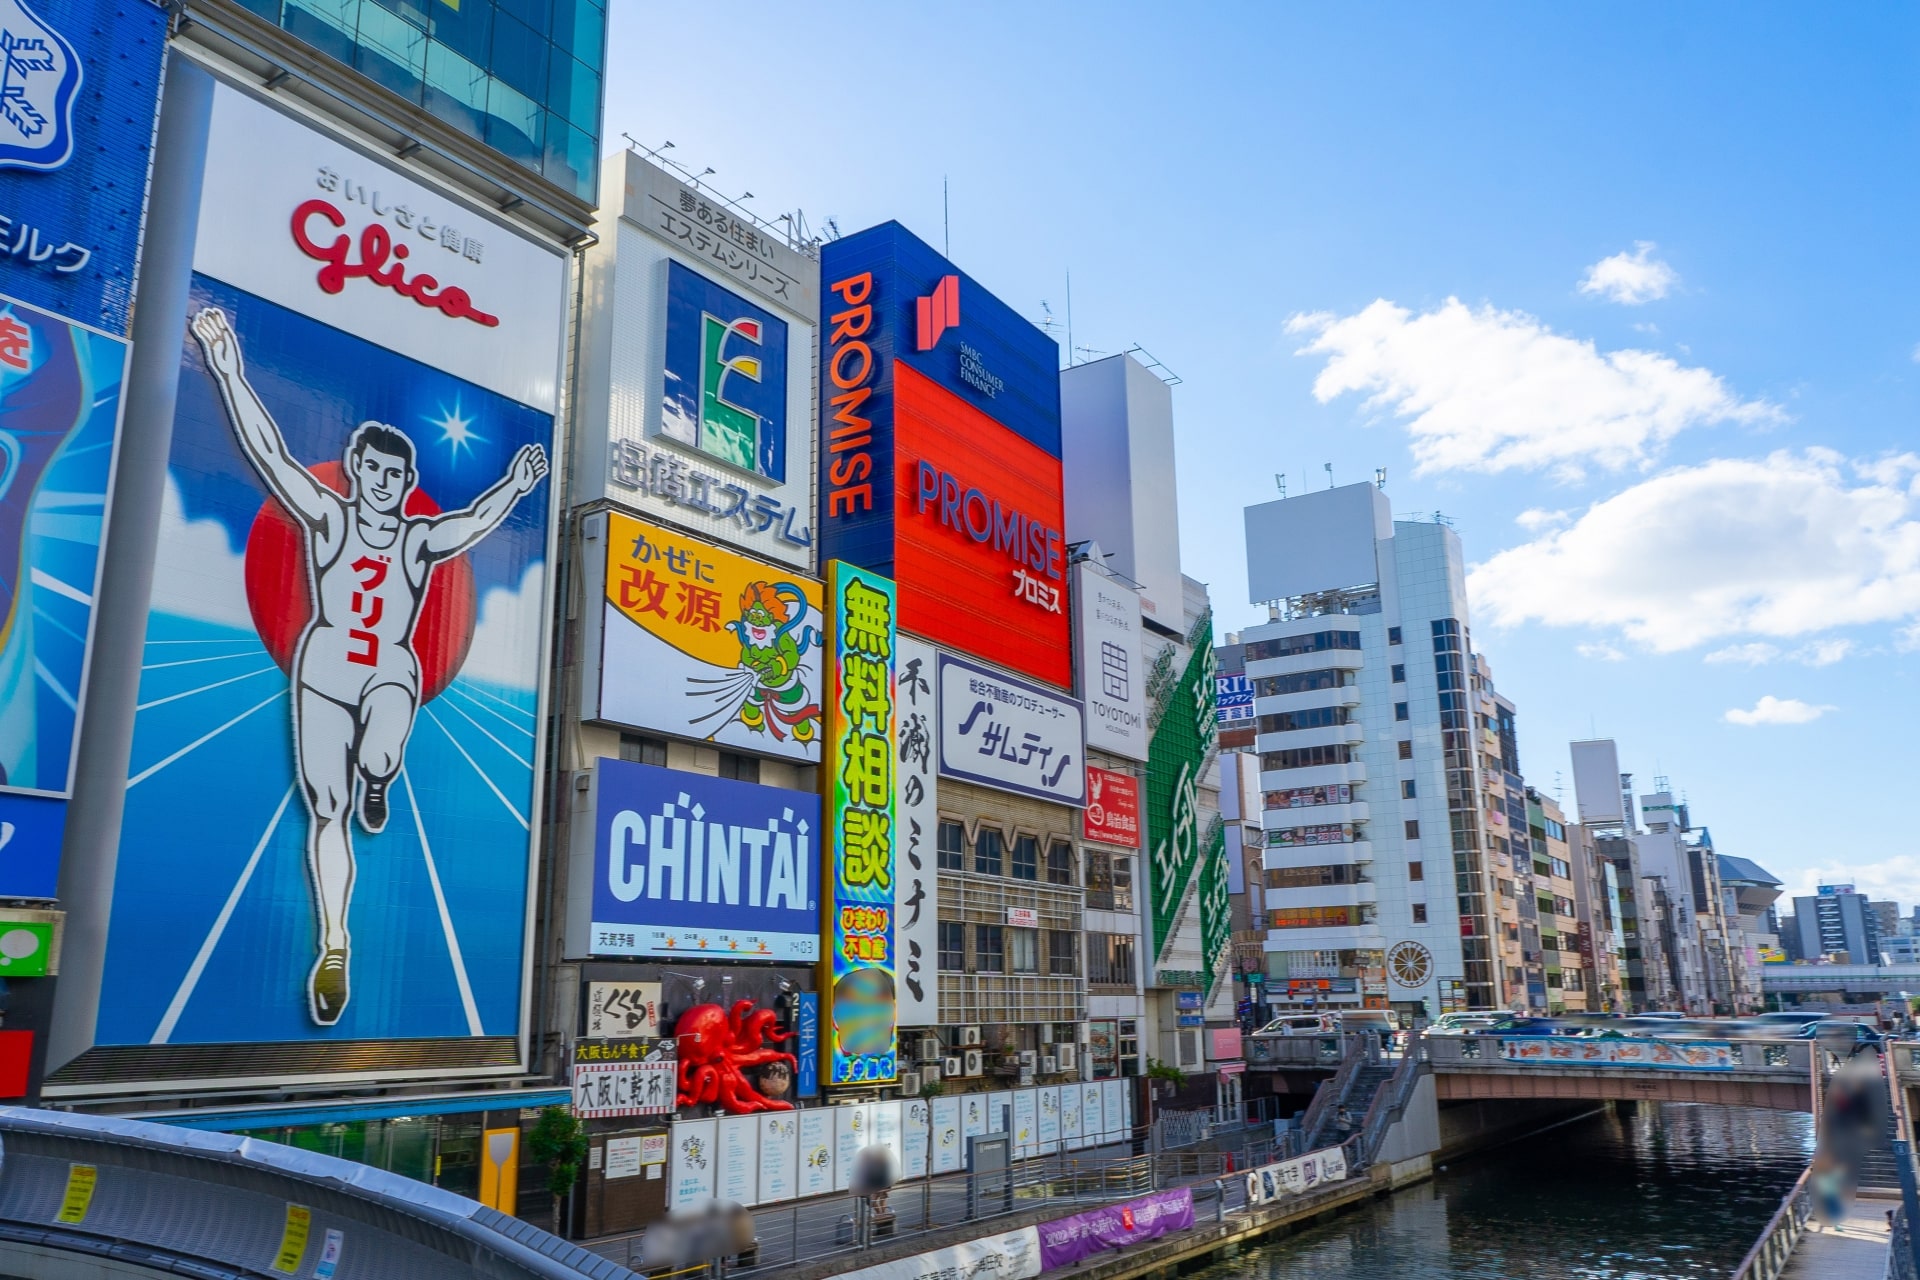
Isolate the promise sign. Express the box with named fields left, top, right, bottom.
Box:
left=824, top=561, right=899, bottom=1085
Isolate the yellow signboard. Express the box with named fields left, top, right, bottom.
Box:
left=273, top=1204, right=312, bottom=1274
left=598, top=512, right=823, bottom=761
left=55, top=1163, right=96, bottom=1224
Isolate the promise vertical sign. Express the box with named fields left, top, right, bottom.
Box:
left=823, top=561, right=899, bottom=1084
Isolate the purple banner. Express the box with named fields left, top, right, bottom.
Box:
left=1037, top=1187, right=1195, bottom=1271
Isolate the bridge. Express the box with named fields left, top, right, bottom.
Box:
left=1426, top=1034, right=1821, bottom=1110
left=1763, top=962, right=1920, bottom=996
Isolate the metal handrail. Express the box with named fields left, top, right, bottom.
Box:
left=1729, top=1165, right=1812, bottom=1280
left=1354, top=1034, right=1425, bottom=1165
left=1297, top=1035, right=1371, bottom=1149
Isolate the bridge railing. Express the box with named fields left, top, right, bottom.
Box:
left=1729, top=1165, right=1812, bottom=1280
left=1426, top=1034, right=1815, bottom=1075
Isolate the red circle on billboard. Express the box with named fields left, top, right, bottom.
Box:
left=242, top=460, right=476, bottom=702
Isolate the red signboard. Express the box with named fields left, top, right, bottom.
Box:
left=894, top=363, right=1071, bottom=687
left=1084, top=766, right=1142, bottom=847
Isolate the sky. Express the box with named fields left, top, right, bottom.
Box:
left=601, top=5, right=1920, bottom=909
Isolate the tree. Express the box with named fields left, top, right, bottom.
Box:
left=526, top=1106, right=588, bottom=1235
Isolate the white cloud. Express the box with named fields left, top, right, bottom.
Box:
left=458, top=561, right=546, bottom=690
left=1783, top=858, right=1920, bottom=907
left=1515, top=508, right=1569, bottom=532
left=1576, top=641, right=1628, bottom=662
left=1579, top=241, right=1679, bottom=305
left=1704, top=643, right=1780, bottom=666
left=1724, top=696, right=1834, bottom=726
left=1794, top=638, right=1854, bottom=666
left=1469, top=450, right=1920, bottom=652
left=149, top=471, right=254, bottom=629
left=1286, top=299, right=1778, bottom=477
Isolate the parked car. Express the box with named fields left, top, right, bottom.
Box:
left=1252, top=1013, right=1337, bottom=1037
left=1428, top=1013, right=1503, bottom=1036
left=1337, top=1010, right=1401, bottom=1036
left=1466, top=1016, right=1582, bottom=1037
left=1796, top=1020, right=1885, bottom=1051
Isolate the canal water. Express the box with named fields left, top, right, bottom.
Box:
left=1203, top=1104, right=1815, bottom=1279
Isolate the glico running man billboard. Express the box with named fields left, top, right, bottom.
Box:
left=90, top=81, right=566, bottom=1054
left=816, top=224, right=1068, bottom=688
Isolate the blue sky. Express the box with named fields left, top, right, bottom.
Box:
left=603, top=5, right=1919, bottom=907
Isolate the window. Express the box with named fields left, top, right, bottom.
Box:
left=717, top=751, right=760, bottom=782
left=939, top=921, right=965, bottom=971
left=1400, top=780, right=1417, bottom=799
left=975, top=828, right=1004, bottom=876
left=619, top=733, right=667, bottom=766
left=1258, top=706, right=1351, bottom=733
left=1260, top=744, right=1355, bottom=771
left=1266, top=822, right=1352, bottom=848
left=975, top=924, right=1004, bottom=972
left=1388, top=626, right=1403, bottom=645
left=1265, top=863, right=1362, bottom=888
left=1243, top=630, right=1361, bottom=661
left=1089, top=933, right=1136, bottom=986
left=1269, top=906, right=1355, bottom=929
left=1411, top=904, right=1428, bottom=924
left=1048, top=930, right=1077, bottom=976
left=938, top=820, right=966, bottom=871
left=1394, top=702, right=1410, bottom=721
left=1563, top=969, right=1585, bottom=992
left=1408, top=861, right=1423, bottom=881
left=1008, top=927, right=1039, bottom=973
left=1254, top=668, right=1354, bottom=697
left=1391, top=664, right=1405, bottom=683
left=1265, top=783, right=1353, bottom=809
left=1404, top=820, right=1420, bottom=839
left=1398, top=740, right=1413, bottom=760
left=1046, top=841, right=1074, bottom=886
left=1011, top=835, right=1040, bottom=882
left=1086, top=851, right=1134, bottom=910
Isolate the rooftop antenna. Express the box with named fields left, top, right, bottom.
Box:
left=1324, top=462, right=1334, bottom=489
left=1038, top=300, right=1060, bottom=342
left=1275, top=473, right=1287, bottom=498
left=1375, top=467, right=1387, bottom=490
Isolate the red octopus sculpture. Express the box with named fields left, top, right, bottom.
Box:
left=675, top=999, right=798, bottom=1114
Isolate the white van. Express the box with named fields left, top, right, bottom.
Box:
left=1337, top=1010, right=1401, bottom=1036
left=1253, top=1013, right=1337, bottom=1037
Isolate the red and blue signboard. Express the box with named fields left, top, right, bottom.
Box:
left=818, top=223, right=1068, bottom=688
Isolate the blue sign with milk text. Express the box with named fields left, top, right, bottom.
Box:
left=592, top=757, right=822, bottom=961
left=0, top=0, right=166, bottom=335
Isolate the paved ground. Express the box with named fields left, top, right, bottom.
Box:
left=1783, top=1199, right=1894, bottom=1280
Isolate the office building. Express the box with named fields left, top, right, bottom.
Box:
left=1789, top=885, right=1883, bottom=965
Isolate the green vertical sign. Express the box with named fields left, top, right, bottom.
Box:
left=1147, top=615, right=1216, bottom=957
left=1198, top=819, right=1232, bottom=994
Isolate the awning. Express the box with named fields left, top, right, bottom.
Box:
left=1215, top=1061, right=1247, bottom=1076
left=149, top=1087, right=573, bottom=1131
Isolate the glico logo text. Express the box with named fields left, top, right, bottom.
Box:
left=914, top=460, right=1064, bottom=613
left=292, top=199, right=499, bottom=327
left=824, top=271, right=876, bottom=518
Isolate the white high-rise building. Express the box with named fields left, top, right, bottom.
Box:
left=1239, top=483, right=1502, bottom=1019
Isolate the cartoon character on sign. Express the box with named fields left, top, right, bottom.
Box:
left=190, top=307, right=548, bottom=1025
left=701, top=581, right=820, bottom=743
left=675, top=999, right=797, bottom=1114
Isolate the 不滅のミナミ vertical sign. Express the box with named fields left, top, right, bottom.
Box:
left=823, top=561, right=898, bottom=1085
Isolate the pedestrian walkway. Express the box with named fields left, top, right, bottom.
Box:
left=1782, top=1199, right=1893, bottom=1280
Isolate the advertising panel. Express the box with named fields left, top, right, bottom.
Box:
left=669, top=1117, right=718, bottom=1209
left=1146, top=623, right=1217, bottom=958
left=589, top=758, right=821, bottom=961
left=1076, top=564, right=1146, bottom=760
left=894, top=635, right=938, bottom=1026
left=1498, top=1037, right=1736, bottom=1070
left=1215, top=674, right=1253, bottom=725
left=824, top=562, right=898, bottom=1085
left=593, top=511, right=822, bottom=759
left=816, top=222, right=1067, bottom=688
left=1083, top=767, right=1140, bottom=848
left=592, top=153, right=817, bottom=570
left=1037, top=1188, right=1194, bottom=1271
left=717, top=1114, right=759, bottom=1205
left=796, top=1107, right=833, bottom=1197
left=1199, top=821, right=1232, bottom=992
left=834, top=1227, right=1042, bottom=1280
left=932, top=1095, right=962, bottom=1173
left=1243, top=1147, right=1348, bottom=1205
left=585, top=980, right=660, bottom=1037
left=758, top=1112, right=798, bottom=1202
left=94, top=82, right=565, bottom=1051
left=572, top=1038, right=677, bottom=1118
left=936, top=652, right=1086, bottom=806
left=0, top=0, right=166, bottom=337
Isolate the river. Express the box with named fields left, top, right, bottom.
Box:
left=1202, top=1104, right=1815, bottom=1279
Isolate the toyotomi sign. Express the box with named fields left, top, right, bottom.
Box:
left=192, top=83, right=565, bottom=413
left=1075, top=563, right=1146, bottom=761
left=937, top=652, right=1086, bottom=806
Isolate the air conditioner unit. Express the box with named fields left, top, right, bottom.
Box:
left=1056, top=1044, right=1077, bottom=1071
left=918, top=1036, right=944, bottom=1061
left=944, top=1056, right=964, bottom=1077
left=1018, top=1049, right=1038, bottom=1067
left=961, top=1026, right=983, bottom=1046
left=964, top=1048, right=984, bottom=1077
left=922, top=1062, right=943, bottom=1086
left=1042, top=1055, right=1058, bottom=1074
left=899, top=1068, right=921, bottom=1094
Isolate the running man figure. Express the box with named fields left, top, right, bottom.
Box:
left=190, top=306, right=549, bottom=1025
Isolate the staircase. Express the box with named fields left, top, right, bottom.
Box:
left=1858, top=1106, right=1902, bottom=1195
left=1303, top=1054, right=1397, bottom=1151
